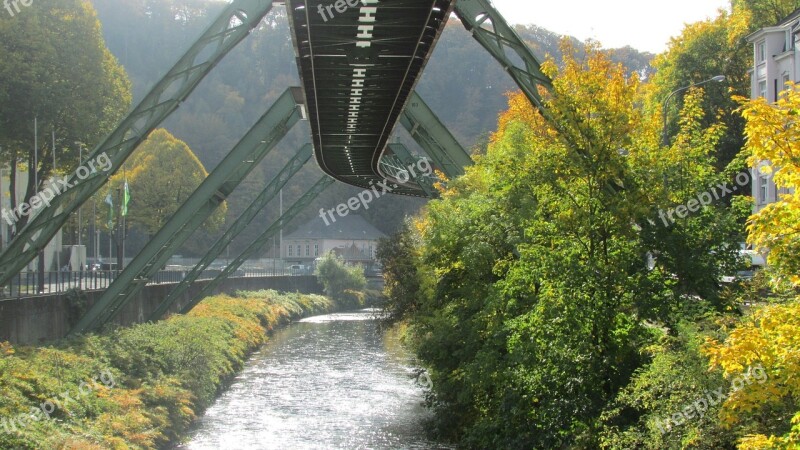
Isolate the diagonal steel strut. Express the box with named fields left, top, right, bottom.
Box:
left=69, top=88, right=303, bottom=335
left=454, top=0, right=554, bottom=115
left=398, top=91, right=474, bottom=181
left=149, top=143, right=315, bottom=321
left=179, top=175, right=335, bottom=315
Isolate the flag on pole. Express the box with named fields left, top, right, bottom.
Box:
left=105, top=192, right=114, bottom=228
left=121, top=179, right=130, bottom=217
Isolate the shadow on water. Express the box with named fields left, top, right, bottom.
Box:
left=175, top=309, right=451, bottom=449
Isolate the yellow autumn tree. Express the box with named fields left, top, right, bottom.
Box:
left=738, top=83, right=800, bottom=287
left=107, top=128, right=226, bottom=236
left=703, top=301, right=800, bottom=448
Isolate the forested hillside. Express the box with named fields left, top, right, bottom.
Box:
left=90, top=0, right=653, bottom=256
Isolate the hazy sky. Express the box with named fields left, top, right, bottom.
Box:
left=490, top=0, right=731, bottom=53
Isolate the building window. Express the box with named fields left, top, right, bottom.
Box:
left=759, top=80, right=767, bottom=99
left=288, top=245, right=293, bottom=257
left=305, top=245, right=310, bottom=256
left=368, top=245, right=373, bottom=259
left=296, top=245, right=301, bottom=257
left=783, top=73, right=791, bottom=91
left=314, top=244, right=319, bottom=256
left=757, top=41, right=766, bottom=63
left=760, top=175, right=769, bottom=203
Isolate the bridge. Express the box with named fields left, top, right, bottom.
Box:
left=0, top=0, right=553, bottom=337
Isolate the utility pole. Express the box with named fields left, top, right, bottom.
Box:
left=77, top=144, right=83, bottom=248
left=35, top=117, right=45, bottom=293
left=116, top=187, right=123, bottom=271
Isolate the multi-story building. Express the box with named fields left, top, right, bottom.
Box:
left=747, top=8, right=800, bottom=213
left=282, top=214, right=385, bottom=270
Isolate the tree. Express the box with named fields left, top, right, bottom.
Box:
left=376, top=219, right=427, bottom=324
left=104, top=129, right=226, bottom=238
left=738, top=83, right=800, bottom=287
left=0, top=0, right=131, bottom=229
left=314, top=252, right=366, bottom=308
left=703, top=301, right=800, bottom=448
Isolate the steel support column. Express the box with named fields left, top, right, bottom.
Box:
left=454, top=0, right=553, bottom=114
left=180, top=175, right=335, bottom=315
left=69, top=88, right=303, bottom=335
left=0, top=0, right=277, bottom=287
left=383, top=144, right=438, bottom=198
left=149, top=143, right=314, bottom=321
left=398, top=91, right=473, bottom=180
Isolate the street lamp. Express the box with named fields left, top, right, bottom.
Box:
left=662, top=75, right=726, bottom=147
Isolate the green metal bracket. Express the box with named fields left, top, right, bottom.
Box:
left=149, top=143, right=314, bottom=321
left=69, top=88, right=302, bottom=335
left=399, top=91, right=473, bottom=180
left=180, top=175, right=335, bottom=315
left=0, top=0, right=277, bottom=287
left=383, top=144, right=438, bottom=198
left=453, top=0, right=554, bottom=115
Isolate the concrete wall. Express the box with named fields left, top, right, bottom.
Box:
left=0, top=276, right=324, bottom=345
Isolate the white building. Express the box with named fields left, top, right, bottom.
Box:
left=747, top=8, right=800, bottom=213
left=1, top=167, right=65, bottom=272
left=283, top=214, right=385, bottom=269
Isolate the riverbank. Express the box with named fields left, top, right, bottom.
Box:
left=0, top=290, right=334, bottom=449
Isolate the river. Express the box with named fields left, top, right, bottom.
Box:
left=176, top=309, right=449, bottom=449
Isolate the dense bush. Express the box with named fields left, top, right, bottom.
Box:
left=315, top=252, right=367, bottom=308
left=0, top=291, right=333, bottom=449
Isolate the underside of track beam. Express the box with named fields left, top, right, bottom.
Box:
left=181, top=175, right=335, bottom=315
left=0, top=0, right=277, bottom=287
left=149, top=143, right=315, bottom=321
left=69, top=88, right=303, bottom=336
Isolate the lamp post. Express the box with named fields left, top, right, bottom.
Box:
left=75, top=142, right=84, bottom=249
left=661, top=75, right=726, bottom=147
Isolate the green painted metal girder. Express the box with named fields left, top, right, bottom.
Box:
left=69, top=89, right=302, bottom=335
left=384, top=144, right=438, bottom=198
left=0, top=0, right=276, bottom=287
left=453, top=0, right=554, bottom=115
left=149, top=143, right=314, bottom=321
left=179, top=175, right=335, bottom=315
left=399, top=91, right=473, bottom=180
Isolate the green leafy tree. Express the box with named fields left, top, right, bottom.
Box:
left=376, top=219, right=429, bottom=324
left=0, top=0, right=131, bottom=229
left=314, top=252, right=367, bottom=308
left=102, top=129, right=226, bottom=240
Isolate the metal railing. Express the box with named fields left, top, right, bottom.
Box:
left=0, top=267, right=312, bottom=300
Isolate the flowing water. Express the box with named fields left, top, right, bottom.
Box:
left=177, top=309, right=449, bottom=449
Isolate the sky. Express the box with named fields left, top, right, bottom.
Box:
left=490, top=0, right=731, bottom=54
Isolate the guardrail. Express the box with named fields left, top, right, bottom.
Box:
left=0, top=267, right=312, bottom=300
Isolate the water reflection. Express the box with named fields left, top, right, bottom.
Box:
left=178, top=309, right=448, bottom=449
